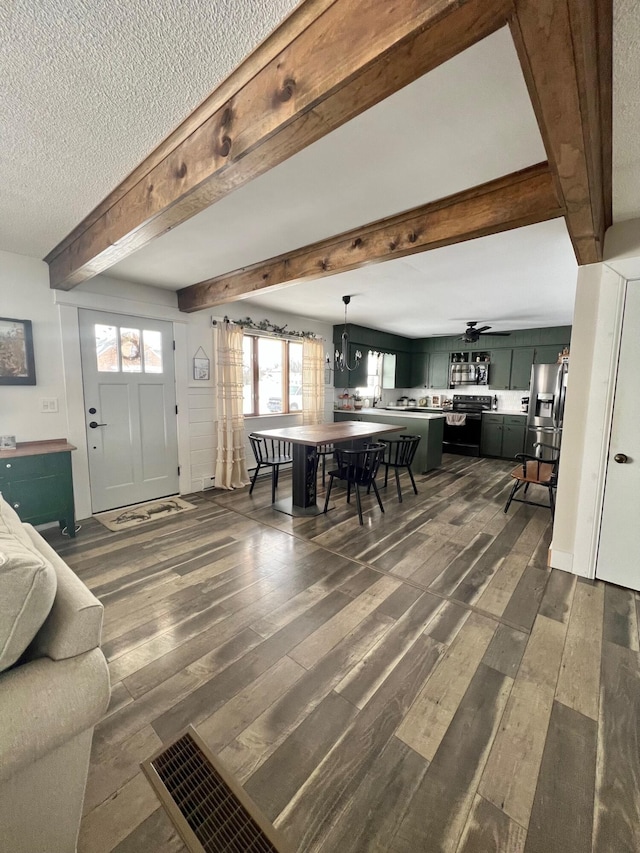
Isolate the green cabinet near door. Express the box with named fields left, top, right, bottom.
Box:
left=0, top=441, right=77, bottom=536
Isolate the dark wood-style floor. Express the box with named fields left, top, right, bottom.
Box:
left=43, top=454, right=640, bottom=853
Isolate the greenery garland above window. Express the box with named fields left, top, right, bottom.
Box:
left=214, top=315, right=320, bottom=340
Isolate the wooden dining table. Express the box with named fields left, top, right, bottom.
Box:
left=251, top=420, right=404, bottom=516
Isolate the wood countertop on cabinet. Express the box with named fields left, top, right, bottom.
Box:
left=0, top=439, right=77, bottom=459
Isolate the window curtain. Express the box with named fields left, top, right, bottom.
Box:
left=214, top=323, right=250, bottom=489
left=302, top=337, right=325, bottom=425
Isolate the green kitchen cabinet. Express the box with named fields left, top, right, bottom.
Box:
left=0, top=441, right=77, bottom=536
left=481, top=414, right=526, bottom=458
left=489, top=349, right=512, bottom=390
left=333, top=411, right=443, bottom=472
left=502, top=416, right=526, bottom=459
left=481, top=415, right=504, bottom=457
left=534, top=345, right=564, bottom=364
left=428, top=352, right=450, bottom=389
left=410, top=352, right=429, bottom=387
left=395, top=351, right=413, bottom=389
left=510, top=347, right=535, bottom=390
left=335, top=343, right=368, bottom=389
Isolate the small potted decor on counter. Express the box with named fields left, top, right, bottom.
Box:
left=353, top=394, right=363, bottom=410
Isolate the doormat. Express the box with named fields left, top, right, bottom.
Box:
left=94, top=497, right=196, bottom=531
left=142, top=726, right=290, bottom=852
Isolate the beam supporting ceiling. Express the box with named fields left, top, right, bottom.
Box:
left=45, top=0, right=611, bottom=292
left=510, top=0, right=612, bottom=264
left=45, top=0, right=512, bottom=290
left=177, top=163, right=563, bottom=312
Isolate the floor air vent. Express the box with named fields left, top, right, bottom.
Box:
left=142, top=727, right=290, bottom=853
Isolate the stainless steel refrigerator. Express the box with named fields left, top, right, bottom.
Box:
left=527, top=362, right=568, bottom=456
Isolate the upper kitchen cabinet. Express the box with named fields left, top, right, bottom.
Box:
left=510, top=347, right=536, bottom=389
left=335, top=344, right=368, bottom=389
left=332, top=322, right=413, bottom=389
left=410, top=351, right=429, bottom=387
left=488, top=349, right=512, bottom=390
left=395, top=351, right=413, bottom=389
left=428, top=352, right=449, bottom=388
left=534, top=344, right=568, bottom=364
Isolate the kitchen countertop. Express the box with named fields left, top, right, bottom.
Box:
left=338, top=408, right=445, bottom=420
left=487, top=410, right=528, bottom=416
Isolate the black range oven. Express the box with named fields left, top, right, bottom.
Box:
left=442, top=395, right=493, bottom=456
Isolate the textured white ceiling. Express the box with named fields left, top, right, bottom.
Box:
left=0, top=0, right=634, bottom=339
left=0, top=0, right=299, bottom=257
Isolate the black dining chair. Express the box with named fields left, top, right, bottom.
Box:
left=315, top=443, right=335, bottom=487
left=248, top=434, right=293, bottom=504
left=323, top=443, right=385, bottom=525
left=379, top=434, right=421, bottom=502
left=504, top=442, right=560, bottom=519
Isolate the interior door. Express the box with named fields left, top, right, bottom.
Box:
left=79, top=309, right=179, bottom=513
left=596, top=280, right=640, bottom=589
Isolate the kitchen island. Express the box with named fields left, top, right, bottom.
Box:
left=334, top=408, right=444, bottom=473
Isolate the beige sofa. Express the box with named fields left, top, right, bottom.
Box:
left=0, top=495, right=110, bottom=853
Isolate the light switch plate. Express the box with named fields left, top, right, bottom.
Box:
left=40, top=398, right=59, bottom=413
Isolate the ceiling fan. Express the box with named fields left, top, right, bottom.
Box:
left=460, top=321, right=511, bottom=344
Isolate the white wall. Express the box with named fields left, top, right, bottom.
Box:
left=0, top=251, right=69, bottom=441
left=0, top=254, right=335, bottom=515
left=551, top=219, right=640, bottom=576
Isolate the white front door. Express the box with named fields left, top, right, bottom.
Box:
left=596, top=280, right=640, bottom=589
left=79, top=309, right=179, bottom=513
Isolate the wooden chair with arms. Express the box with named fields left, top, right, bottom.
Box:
left=503, top=441, right=560, bottom=519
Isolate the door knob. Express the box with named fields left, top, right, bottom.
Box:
left=89, top=421, right=107, bottom=429
left=614, top=453, right=628, bottom=464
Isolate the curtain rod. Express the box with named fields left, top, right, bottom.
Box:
left=211, top=315, right=325, bottom=342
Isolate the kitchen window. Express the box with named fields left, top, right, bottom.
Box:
left=242, top=334, right=303, bottom=416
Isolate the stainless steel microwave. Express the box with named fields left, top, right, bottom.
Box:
left=450, top=362, right=489, bottom=386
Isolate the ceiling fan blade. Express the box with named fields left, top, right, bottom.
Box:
left=475, top=325, right=492, bottom=333
left=482, top=331, right=511, bottom=336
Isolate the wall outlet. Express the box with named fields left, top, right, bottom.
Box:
left=40, top=397, right=59, bottom=413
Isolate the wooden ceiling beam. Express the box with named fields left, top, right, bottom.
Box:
left=177, top=163, right=563, bottom=312
left=46, top=0, right=512, bottom=290
left=510, top=0, right=612, bottom=265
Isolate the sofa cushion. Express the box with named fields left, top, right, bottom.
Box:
left=0, top=498, right=57, bottom=672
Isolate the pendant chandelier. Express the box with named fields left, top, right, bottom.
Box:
left=335, top=295, right=362, bottom=372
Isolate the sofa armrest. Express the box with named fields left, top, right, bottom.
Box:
left=0, top=647, right=110, bottom=782
left=23, top=526, right=104, bottom=661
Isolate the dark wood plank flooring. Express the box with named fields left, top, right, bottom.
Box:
left=41, top=454, right=639, bottom=853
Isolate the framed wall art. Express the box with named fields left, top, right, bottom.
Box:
left=0, top=318, right=36, bottom=385
left=193, top=347, right=210, bottom=381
